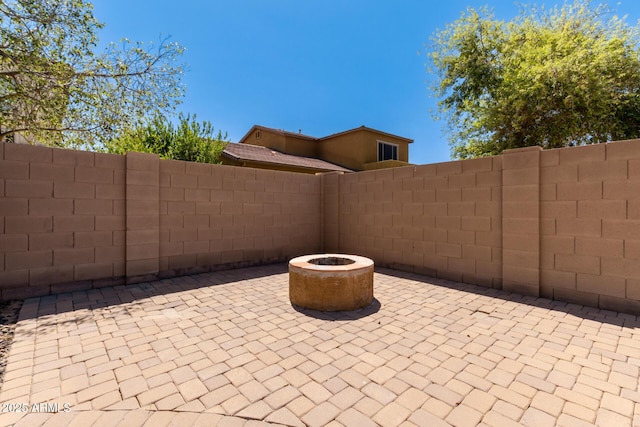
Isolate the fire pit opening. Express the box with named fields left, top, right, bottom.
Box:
left=289, top=254, right=374, bottom=312
left=308, top=257, right=355, bottom=266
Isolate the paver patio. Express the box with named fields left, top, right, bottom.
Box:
left=0, top=264, right=639, bottom=426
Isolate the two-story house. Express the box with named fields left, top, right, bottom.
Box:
left=221, top=125, right=413, bottom=174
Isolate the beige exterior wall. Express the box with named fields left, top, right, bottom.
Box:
left=284, top=135, right=318, bottom=158
left=2, top=140, right=640, bottom=314
left=245, top=129, right=318, bottom=158
left=245, top=130, right=285, bottom=152
left=319, top=129, right=410, bottom=171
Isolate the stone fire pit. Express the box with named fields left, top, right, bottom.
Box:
left=289, top=254, right=374, bottom=311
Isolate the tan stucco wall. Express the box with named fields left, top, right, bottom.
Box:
left=319, top=129, right=410, bottom=171
left=284, top=135, right=318, bottom=158
left=245, top=130, right=286, bottom=152
left=244, top=129, right=317, bottom=158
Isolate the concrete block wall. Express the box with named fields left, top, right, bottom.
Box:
left=319, top=172, right=342, bottom=253
left=539, top=140, right=640, bottom=313
left=157, top=159, right=321, bottom=278
left=501, top=147, right=541, bottom=297
left=2, top=140, right=640, bottom=314
left=0, top=143, right=126, bottom=299
left=332, top=156, right=503, bottom=288
left=328, top=139, right=640, bottom=314
left=126, top=152, right=160, bottom=283
left=0, top=143, right=321, bottom=299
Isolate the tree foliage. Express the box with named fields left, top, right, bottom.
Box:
left=428, top=1, right=640, bottom=158
left=106, top=113, right=228, bottom=164
left=0, top=0, right=185, bottom=148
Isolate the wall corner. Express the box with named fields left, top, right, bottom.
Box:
left=317, top=171, right=343, bottom=253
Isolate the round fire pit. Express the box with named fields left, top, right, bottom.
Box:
left=289, top=254, right=374, bottom=311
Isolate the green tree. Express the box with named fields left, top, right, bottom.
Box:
left=107, top=113, right=228, bottom=164
left=428, top=1, right=640, bottom=159
left=0, top=0, right=185, bottom=149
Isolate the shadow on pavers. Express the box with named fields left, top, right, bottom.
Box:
left=378, top=267, right=640, bottom=329
left=291, top=298, right=382, bottom=321
left=12, top=263, right=640, bottom=332
left=14, top=264, right=291, bottom=333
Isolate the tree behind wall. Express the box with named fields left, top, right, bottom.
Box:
left=106, top=113, right=228, bottom=164
left=0, top=0, right=185, bottom=149
left=428, top=1, right=640, bottom=159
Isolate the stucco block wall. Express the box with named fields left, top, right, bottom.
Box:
left=539, top=140, right=640, bottom=313
left=157, top=159, right=320, bottom=278
left=126, top=152, right=159, bottom=283
left=2, top=140, right=640, bottom=314
left=327, top=140, right=640, bottom=313
left=0, top=143, right=126, bottom=299
left=319, top=172, right=342, bottom=253
left=0, top=143, right=321, bottom=299
left=501, top=147, right=541, bottom=297
left=331, top=156, right=503, bottom=288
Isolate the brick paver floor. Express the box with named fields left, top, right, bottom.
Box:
left=0, top=264, right=639, bottom=426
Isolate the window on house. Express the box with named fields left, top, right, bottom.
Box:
left=255, top=130, right=261, bottom=139
left=378, top=141, right=398, bottom=161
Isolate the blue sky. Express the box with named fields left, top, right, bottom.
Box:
left=92, top=1, right=640, bottom=165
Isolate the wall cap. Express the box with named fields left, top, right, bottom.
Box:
left=504, top=146, right=543, bottom=154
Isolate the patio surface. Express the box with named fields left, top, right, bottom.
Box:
left=0, top=264, right=639, bottom=426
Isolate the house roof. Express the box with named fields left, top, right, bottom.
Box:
left=238, top=124, right=413, bottom=144
left=222, top=142, right=352, bottom=173
left=319, top=125, right=414, bottom=143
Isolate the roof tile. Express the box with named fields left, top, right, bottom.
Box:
left=222, top=143, right=352, bottom=173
